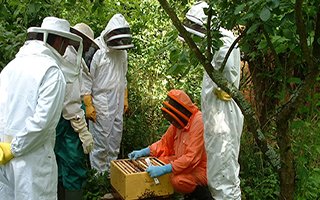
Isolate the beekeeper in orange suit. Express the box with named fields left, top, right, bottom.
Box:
left=128, top=89, right=213, bottom=200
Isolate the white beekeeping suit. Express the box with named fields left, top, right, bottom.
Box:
left=54, top=22, right=99, bottom=199
left=61, top=46, right=94, bottom=155
left=0, top=17, right=82, bottom=200
left=0, top=42, right=66, bottom=200
left=82, top=13, right=133, bottom=173
left=201, top=29, right=243, bottom=199
left=183, top=2, right=244, bottom=199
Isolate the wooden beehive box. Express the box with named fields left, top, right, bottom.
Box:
left=110, top=157, right=174, bottom=200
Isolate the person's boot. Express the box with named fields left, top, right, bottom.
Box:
left=184, top=194, right=196, bottom=200
left=186, top=185, right=214, bottom=200
left=65, top=189, right=83, bottom=200
left=57, top=182, right=65, bottom=200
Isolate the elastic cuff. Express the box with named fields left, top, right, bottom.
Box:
left=142, top=147, right=150, bottom=156
left=164, top=164, right=172, bottom=173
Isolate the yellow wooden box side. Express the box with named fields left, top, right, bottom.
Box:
left=110, top=159, right=174, bottom=200
left=110, top=162, right=127, bottom=198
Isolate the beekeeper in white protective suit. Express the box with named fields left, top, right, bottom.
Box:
left=82, top=13, right=133, bottom=173
left=0, top=16, right=83, bottom=200
left=182, top=2, right=244, bottom=199
left=55, top=23, right=99, bottom=200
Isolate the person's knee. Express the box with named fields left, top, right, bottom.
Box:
left=170, top=175, right=196, bottom=194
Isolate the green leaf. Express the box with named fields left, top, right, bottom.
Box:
left=269, top=0, right=280, bottom=9
left=260, top=7, right=271, bottom=21
left=258, top=40, right=267, bottom=50
left=242, top=12, right=254, bottom=21
left=272, top=35, right=289, bottom=53
left=287, top=77, right=301, bottom=84
left=167, top=64, right=185, bottom=75
left=179, top=50, right=188, bottom=63
left=234, top=4, right=246, bottom=15
left=247, top=23, right=260, bottom=34
left=169, top=49, right=179, bottom=62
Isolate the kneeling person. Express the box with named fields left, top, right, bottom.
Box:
left=128, top=89, right=212, bottom=200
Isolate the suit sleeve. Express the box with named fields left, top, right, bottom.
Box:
left=149, top=125, right=177, bottom=162
left=11, top=67, right=66, bottom=156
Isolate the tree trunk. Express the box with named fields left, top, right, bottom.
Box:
left=248, top=57, right=278, bottom=127
left=276, top=120, right=295, bottom=200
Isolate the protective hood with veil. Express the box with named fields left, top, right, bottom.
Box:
left=27, top=17, right=83, bottom=84
left=181, top=1, right=208, bottom=39
left=95, top=13, right=133, bottom=50
left=149, top=89, right=208, bottom=194
left=71, top=23, right=99, bottom=69
left=161, top=89, right=198, bottom=129
left=182, top=2, right=244, bottom=199
left=82, top=13, right=131, bottom=173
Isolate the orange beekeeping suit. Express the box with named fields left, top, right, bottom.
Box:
left=149, top=90, right=207, bottom=193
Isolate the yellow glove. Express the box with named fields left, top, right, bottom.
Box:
left=124, top=88, right=129, bottom=113
left=83, top=95, right=96, bottom=122
left=0, top=142, right=14, bottom=165
left=214, top=88, right=232, bottom=101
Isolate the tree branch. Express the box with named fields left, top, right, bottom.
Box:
left=295, top=0, right=314, bottom=70
left=220, top=27, right=247, bottom=73
left=262, top=27, right=283, bottom=69
left=312, top=7, right=320, bottom=60
left=206, top=5, right=213, bottom=62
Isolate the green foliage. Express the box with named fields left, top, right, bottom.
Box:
left=83, top=169, right=111, bottom=200
left=240, top=130, right=279, bottom=199
left=0, top=22, right=25, bottom=68
left=292, top=118, right=320, bottom=199
left=0, top=0, right=65, bottom=70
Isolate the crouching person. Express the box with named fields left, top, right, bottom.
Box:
left=128, top=89, right=213, bottom=200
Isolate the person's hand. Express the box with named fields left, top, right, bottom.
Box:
left=128, top=147, right=150, bottom=160
left=70, top=116, right=94, bottom=154
left=85, top=105, right=96, bottom=122
left=0, top=142, right=14, bottom=165
left=79, top=130, right=94, bottom=154
left=214, top=88, right=232, bottom=101
left=124, top=88, right=129, bottom=113
left=83, top=95, right=96, bottom=122
left=124, top=101, right=129, bottom=113
left=146, top=164, right=172, bottom=178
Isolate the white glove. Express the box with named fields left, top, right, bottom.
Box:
left=70, top=115, right=94, bottom=154
left=79, top=129, right=94, bottom=154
